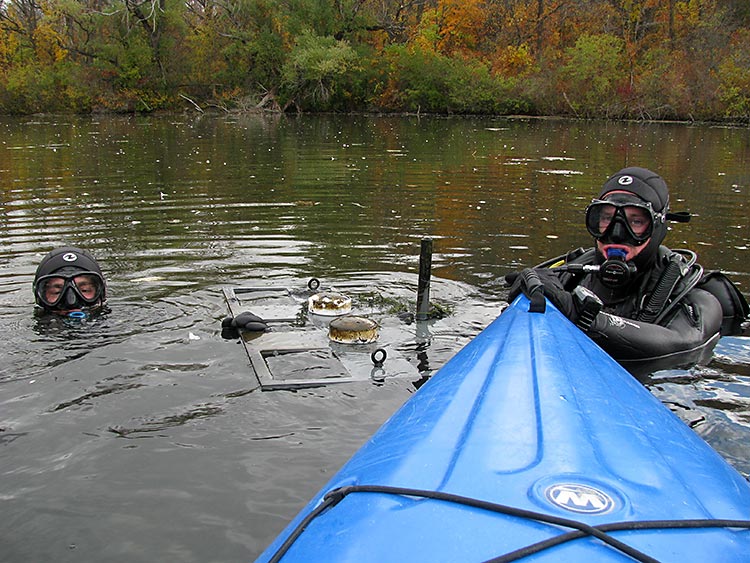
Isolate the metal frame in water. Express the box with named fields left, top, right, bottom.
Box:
left=222, top=284, right=420, bottom=390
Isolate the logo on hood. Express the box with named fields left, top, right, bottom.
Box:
left=618, top=175, right=634, bottom=186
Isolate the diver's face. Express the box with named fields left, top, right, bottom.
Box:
left=595, top=205, right=652, bottom=261
left=38, top=273, right=103, bottom=313
left=595, top=204, right=651, bottom=239
left=588, top=190, right=654, bottom=261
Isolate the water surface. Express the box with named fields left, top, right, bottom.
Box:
left=1, top=114, right=749, bottom=562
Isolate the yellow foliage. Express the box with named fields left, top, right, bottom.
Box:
left=411, top=0, right=484, bottom=57
left=411, top=8, right=440, bottom=53
left=490, top=44, right=535, bottom=78
left=675, top=0, right=704, bottom=27
left=33, top=24, right=67, bottom=65
left=0, top=29, right=21, bottom=69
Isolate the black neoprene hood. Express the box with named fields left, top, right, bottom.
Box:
left=598, top=166, right=669, bottom=213
left=593, top=166, right=671, bottom=273
left=33, top=247, right=106, bottom=290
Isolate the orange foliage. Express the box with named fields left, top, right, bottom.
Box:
left=489, top=44, right=535, bottom=77
left=436, top=0, right=484, bottom=56
left=411, top=0, right=485, bottom=57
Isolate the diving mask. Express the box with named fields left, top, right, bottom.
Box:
left=34, top=269, right=105, bottom=311
left=585, top=195, right=664, bottom=246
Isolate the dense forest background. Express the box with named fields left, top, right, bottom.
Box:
left=1, top=0, right=749, bottom=121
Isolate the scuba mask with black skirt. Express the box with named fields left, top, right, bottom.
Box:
left=582, top=193, right=664, bottom=288
left=34, top=266, right=106, bottom=313
left=585, top=194, right=663, bottom=247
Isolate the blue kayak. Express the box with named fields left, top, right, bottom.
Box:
left=256, top=296, right=750, bottom=562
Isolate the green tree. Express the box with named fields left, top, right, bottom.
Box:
left=376, top=44, right=528, bottom=114
left=559, top=33, right=627, bottom=117
left=280, top=32, right=362, bottom=110
left=717, top=28, right=750, bottom=122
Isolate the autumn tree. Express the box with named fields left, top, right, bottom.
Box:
left=0, top=0, right=748, bottom=118
left=409, top=0, right=484, bottom=56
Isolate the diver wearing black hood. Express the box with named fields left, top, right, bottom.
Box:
left=577, top=166, right=683, bottom=311
left=33, top=247, right=107, bottom=317
left=506, top=167, right=748, bottom=376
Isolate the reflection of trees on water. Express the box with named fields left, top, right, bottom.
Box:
left=1, top=115, right=747, bottom=285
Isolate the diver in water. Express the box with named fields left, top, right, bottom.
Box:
left=33, top=246, right=107, bottom=319
left=506, top=166, right=749, bottom=375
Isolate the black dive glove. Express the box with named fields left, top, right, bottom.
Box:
left=506, top=268, right=576, bottom=318
left=505, top=268, right=603, bottom=331
left=221, top=311, right=269, bottom=338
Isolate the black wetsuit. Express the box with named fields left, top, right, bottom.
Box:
left=552, top=246, right=723, bottom=376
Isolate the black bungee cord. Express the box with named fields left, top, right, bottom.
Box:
left=264, top=483, right=750, bottom=563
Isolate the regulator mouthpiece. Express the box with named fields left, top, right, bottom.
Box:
left=599, top=248, right=637, bottom=287
left=606, top=248, right=627, bottom=260
left=67, top=310, right=88, bottom=320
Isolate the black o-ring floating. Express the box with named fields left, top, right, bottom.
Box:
left=371, top=348, right=387, bottom=367
left=308, top=278, right=320, bottom=291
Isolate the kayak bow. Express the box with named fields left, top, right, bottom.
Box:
left=256, top=296, right=750, bottom=562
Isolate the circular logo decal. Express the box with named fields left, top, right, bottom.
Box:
left=618, top=175, right=634, bottom=186
left=62, top=252, right=78, bottom=262
left=544, top=483, right=615, bottom=514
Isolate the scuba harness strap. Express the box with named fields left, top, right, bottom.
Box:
left=632, top=248, right=749, bottom=334
left=639, top=250, right=702, bottom=325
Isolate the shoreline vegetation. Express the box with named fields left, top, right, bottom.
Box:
left=1, top=1, right=749, bottom=124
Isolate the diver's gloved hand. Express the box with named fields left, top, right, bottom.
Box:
left=221, top=311, right=268, bottom=340
left=221, top=311, right=269, bottom=333
left=221, top=312, right=268, bottom=340
left=534, top=270, right=576, bottom=319
left=505, top=268, right=576, bottom=319
left=506, top=268, right=547, bottom=303
left=504, top=270, right=522, bottom=299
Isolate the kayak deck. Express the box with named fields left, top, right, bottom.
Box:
left=257, top=296, right=750, bottom=562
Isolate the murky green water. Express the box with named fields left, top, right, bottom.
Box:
left=1, top=114, right=749, bottom=562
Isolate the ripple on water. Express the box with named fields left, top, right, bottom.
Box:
left=2, top=115, right=749, bottom=562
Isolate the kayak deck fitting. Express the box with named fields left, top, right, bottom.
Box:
left=255, top=295, right=750, bottom=562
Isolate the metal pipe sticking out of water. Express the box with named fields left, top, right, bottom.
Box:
left=416, top=238, right=432, bottom=321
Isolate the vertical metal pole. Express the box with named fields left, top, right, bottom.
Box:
left=416, top=238, right=432, bottom=321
